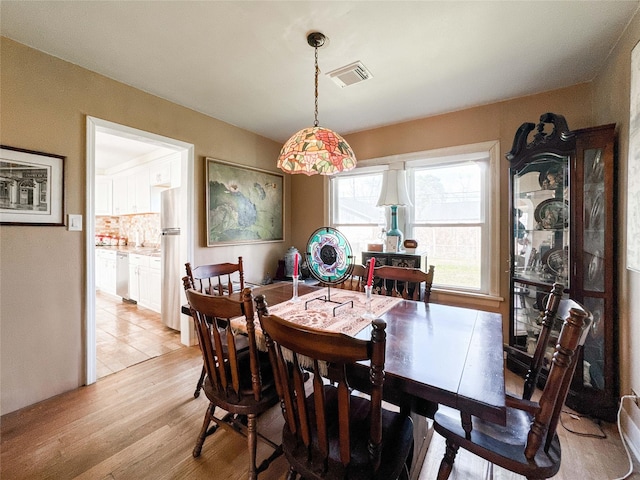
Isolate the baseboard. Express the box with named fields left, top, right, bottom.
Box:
left=622, top=400, right=640, bottom=464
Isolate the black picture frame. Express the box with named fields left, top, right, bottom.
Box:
left=0, top=145, right=65, bottom=226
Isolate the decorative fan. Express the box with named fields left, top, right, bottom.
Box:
left=306, top=227, right=354, bottom=284
left=305, top=227, right=355, bottom=313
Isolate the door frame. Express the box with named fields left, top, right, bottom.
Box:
left=85, top=116, right=195, bottom=385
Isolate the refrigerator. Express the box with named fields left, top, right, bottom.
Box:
left=161, top=187, right=181, bottom=330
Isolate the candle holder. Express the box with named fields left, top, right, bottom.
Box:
left=291, top=275, right=301, bottom=302
left=363, top=285, right=375, bottom=319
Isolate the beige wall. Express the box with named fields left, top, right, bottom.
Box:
left=0, top=38, right=286, bottom=414
left=592, top=8, right=640, bottom=435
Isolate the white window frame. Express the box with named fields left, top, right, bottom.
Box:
left=329, top=141, right=502, bottom=307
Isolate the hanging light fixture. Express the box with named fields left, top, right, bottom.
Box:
left=277, top=32, right=357, bottom=176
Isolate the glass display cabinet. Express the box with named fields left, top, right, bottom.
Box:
left=506, top=113, right=618, bottom=421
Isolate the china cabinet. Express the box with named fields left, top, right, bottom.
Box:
left=506, top=113, right=617, bottom=421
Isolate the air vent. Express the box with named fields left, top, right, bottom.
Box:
left=326, top=61, right=373, bottom=88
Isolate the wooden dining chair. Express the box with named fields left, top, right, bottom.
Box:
left=254, top=294, right=414, bottom=480
left=335, top=263, right=367, bottom=292
left=503, top=282, right=565, bottom=401
left=370, top=264, right=435, bottom=303
left=185, top=257, right=246, bottom=398
left=184, top=286, right=282, bottom=479
left=185, top=257, right=245, bottom=295
left=433, top=300, right=590, bottom=480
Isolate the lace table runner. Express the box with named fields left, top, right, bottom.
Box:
left=232, top=288, right=403, bottom=351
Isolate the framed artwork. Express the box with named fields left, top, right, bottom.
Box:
left=0, top=145, right=65, bottom=226
left=628, top=40, right=640, bottom=272
left=206, top=158, right=284, bottom=246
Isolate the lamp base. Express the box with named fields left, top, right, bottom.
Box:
left=386, top=205, right=403, bottom=252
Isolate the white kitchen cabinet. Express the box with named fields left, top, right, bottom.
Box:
left=95, top=176, right=112, bottom=215
left=95, top=249, right=116, bottom=295
left=149, top=161, right=171, bottom=187
left=128, top=253, right=149, bottom=302
left=128, top=253, right=160, bottom=312
left=146, top=256, right=162, bottom=313
left=112, top=176, right=128, bottom=215
left=126, top=169, right=151, bottom=214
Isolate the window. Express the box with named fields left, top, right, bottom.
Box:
left=330, top=168, right=386, bottom=260
left=330, top=141, right=500, bottom=298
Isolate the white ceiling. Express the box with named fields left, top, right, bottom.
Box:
left=2, top=0, right=639, bottom=148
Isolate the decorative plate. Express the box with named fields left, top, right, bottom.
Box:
left=587, top=250, right=603, bottom=282
left=589, top=150, right=604, bottom=183
left=538, top=164, right=564, bottom=191
left=534, top=198, right=568, bottom=230
left=541, top=248, right=568, bottom=278
left=306, top=227, right=354, bottom=285
left=588, top=192, right=604, bottom=230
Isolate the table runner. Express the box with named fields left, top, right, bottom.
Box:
left=232, top=287, right=403, bottom=351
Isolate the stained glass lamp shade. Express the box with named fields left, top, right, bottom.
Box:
left=277, top=126, right=356, bottom=175
left=277, top=31, right=357, bottom=176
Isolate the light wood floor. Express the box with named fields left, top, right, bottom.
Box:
left=96, top=291, right=184, bottom=378
left=1, top=345, right=637, bottom=479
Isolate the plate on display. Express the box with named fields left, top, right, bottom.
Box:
left=541, top=248, right=568, bottom=278
left=538, top=164, right=564, bottom=191
left=588, top=192, right=604, bottom=230
left=306, top=227, right=354, bottom=285
left=534, top=198, right=568, bottom=230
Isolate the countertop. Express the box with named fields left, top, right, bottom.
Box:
left=95, top=245, right=161, bottom=257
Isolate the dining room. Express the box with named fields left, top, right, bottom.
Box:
left=2, top=1, right=640, bottom=479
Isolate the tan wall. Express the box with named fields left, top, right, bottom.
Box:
left=292, top=84, right=593, bottom=323
left=592, top=8, right=640, bottom=434
left=0, top=38, right=285, bottom=414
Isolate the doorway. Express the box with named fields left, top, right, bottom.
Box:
left=85, top=117, right=195, bottom=385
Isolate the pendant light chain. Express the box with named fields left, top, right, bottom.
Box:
left=314, top=44, right=319, bottom=127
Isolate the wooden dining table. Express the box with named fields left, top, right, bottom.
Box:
left=181, top=281, right=506, bottom=479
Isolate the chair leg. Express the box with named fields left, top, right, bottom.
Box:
left=436, top=439, right=459, bottom=480
left=193, top=403, right=215, bottom=458
left=194, top=365, right=205, bottom=398
left=247, top=413, right=258, bottom=480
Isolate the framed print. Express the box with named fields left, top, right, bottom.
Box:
left=206, top=158, right=284, bottom=246
left=628, top=40, right=640, bottom=272
left=0, top=145, right=65, bottom=226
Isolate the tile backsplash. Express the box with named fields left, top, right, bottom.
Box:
left=96, top=213, right=161, bottom=247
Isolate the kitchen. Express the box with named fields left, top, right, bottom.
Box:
left=94, top=129, right=187, bottom=378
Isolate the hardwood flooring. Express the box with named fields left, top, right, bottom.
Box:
left=1, top=345, right=637, bottom=479
left=95, top=291, right=184, bottom=378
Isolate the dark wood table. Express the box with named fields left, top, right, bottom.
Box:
left=182, top=282, right=506, bottom=477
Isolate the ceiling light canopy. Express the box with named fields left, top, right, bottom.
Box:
left=277, top=32, right=356, bottom=176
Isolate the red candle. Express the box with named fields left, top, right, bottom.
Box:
left=293, top=252, right=299, bottom=277
left=367, top=257, right=376, bottom=286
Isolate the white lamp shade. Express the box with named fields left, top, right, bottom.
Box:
left=377, top=170, right=412, bottom=206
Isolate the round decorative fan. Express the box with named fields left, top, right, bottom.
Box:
left=306, top=227, right=354, bottom=285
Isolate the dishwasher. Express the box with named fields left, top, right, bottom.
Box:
left=116, top=251, right=130, bottom=301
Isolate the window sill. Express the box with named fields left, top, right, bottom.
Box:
left=430, top=289, right=504, bottom=311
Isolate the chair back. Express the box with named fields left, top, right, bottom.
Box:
left=522, top=282, right=564, bottom=400
left=335, top=264, right=367, bottom=292
left=185, top=257, right=245, bottom=295
left=370, top=264, right=435, bottom=302
left=255, top=294, right=389, bottom=477
left=525, top=301, right=591, bottom=458
left=185, top=287, right=265, bottom=403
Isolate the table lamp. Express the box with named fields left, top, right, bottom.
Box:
left=377, top=169, right=412, bottom=252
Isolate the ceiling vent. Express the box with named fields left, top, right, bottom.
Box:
left=326, top=61, right=373, bottom=88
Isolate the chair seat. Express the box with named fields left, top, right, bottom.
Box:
left=283, top=385, right=414, bottom=480
left=434, top=406, right=561, bottom=479
left=202, top=355, right=278, bottom=415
